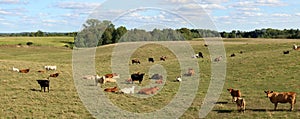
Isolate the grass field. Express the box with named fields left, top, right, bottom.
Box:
left=1, top=37, right=300, bottom=118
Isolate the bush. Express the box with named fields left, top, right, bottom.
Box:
left=26, top=42, right=33, bottom=46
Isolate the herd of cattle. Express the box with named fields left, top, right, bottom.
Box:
left=11, top=65, right=60, bottom=92
left=10, top=44, right=300, bottom=113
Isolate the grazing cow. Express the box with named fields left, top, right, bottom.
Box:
left=12, top=67, right=19, bottom=72
left=131, top=73, right=145, bottom=84
left=132, top=59, right=140, bottom=64
left=214, top=56, right=223, bottom=62
left=234, top=97, right=246, bottom=112
left=104, top=73, right=120, bottom=78
left=148, top=58, right=154, bottom=63
left=192, top=54, right=199, bottom=58
left=230, top=53, right=236, bottom=57
left=293, top=44, right=300, bottom=50
left=204, top=44, right=208, bottom=47
left=95, top=76, right=105, bottom=86
left=104, top=87, right=119, bottom=93
left=150, top=74, right=162, bottom=80
left=120, top=86, right=135, bottom=94
left=19, top=69, right=30, bottom=73
left=49, top=73, right=59, bottom=78
left=36, top=80, right=50, bottom=92
left=160, top=56, right=167, bottom=61
left=176, top=76, right=182, bottom=82
left=239, top=51, right=244, bottom=54
left=283, top=51, right=289, bottom=54
left=264, top=90, right=296, bottom=111
left=138, top=86, right=160, bottom=95
left=44, top=66, right=57, bottom=70
left=198, top=52, right=204, bottom=58
left=227, top=88, right=242, bottom=102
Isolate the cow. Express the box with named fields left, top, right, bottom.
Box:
left=104, top=73, right=120, bottom=78
left=95, top=76, right=105, bottom=87
left=234, top=97, right=246, bottom=112
left=176, top=76, right=182, bottom=82
left=44, top=66, right=57, bottom=70
left=36, top=80, right=50, bottom=92
left=293, top=44, right=300, bottom=50
left=148, top=58, right=154, bottom=63
left=264, top=90, right=296, bottom=111
left=214, top=56, right=223, bottom=62
left=230, top=53, right=236, bottom=57
left=155, top=79, right=163, bottom=84
left=198, top=52, right=204, bottom=58
left=131, top=73, right=145, bottom=84
left=160, top=56, right=167, bottom=61
left=49, top=73, right=59, bottom=78
left=227, top=88, right=242, bottom=102
left=150, top=74, right=162, bottom=80
left=138, top=86, right=160, bottom=95
left=185, top=68, right=195, bottom=76
left=283, top=51, right=289, bottom=54
left=12, top=67, right=19, bottom=72
left=120, top=86, right=135, bottom=94
left=104, top=87, right=119, bottom=93
left=132, top=59, right=140, bottom=64
left=37, top=70, right=45, bottom=73
left=19, top=69, right=30, bottom=73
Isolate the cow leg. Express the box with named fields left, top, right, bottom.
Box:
left=290, top=102, right=294, bottom=111
left=40, top=86, right=42, bottom=92
left=274, top=103, right=278, bottom=111
left=43, top=87, right=46, bottom=92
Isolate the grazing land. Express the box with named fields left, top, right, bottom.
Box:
left=1, top=37, right=300, bottom=118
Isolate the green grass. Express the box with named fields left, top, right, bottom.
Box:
left=1, top=37, right=300, bottom=118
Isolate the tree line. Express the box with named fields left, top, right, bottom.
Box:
left=1, top=19, right=300, bottom=47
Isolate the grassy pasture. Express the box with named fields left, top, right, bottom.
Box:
left=1, top=37, right=300, bottom=118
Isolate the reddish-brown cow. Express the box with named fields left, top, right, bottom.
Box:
left=264, top=90, right=296, bottom=111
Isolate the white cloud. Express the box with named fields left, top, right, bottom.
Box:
left=296, top=13, right=300, bottom=16
left=0, top=0, right=28, bottom=4
left=237, top=7, right=261, bottom=11
left=54, top=1, right=100, bottom=10
left=271, top=13, right=291, bottom=17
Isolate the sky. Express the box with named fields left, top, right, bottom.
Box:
left=0, top=0, right=299, bottom=33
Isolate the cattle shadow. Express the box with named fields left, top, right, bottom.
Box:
left=214, top=101, right=228, bottom=104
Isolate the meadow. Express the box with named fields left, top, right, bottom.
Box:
left=1, top=37, right=300, bottom=118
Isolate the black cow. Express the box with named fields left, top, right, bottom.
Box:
left=160, top=56, right=167, bottom=61
left=283, top=51, right=289, bottom=54
left=131, top=73, right=145, bottom=84
left=132, top=59, right=140, bottom=64
left=36, top=80, right=50, bottom=92
left=148, top=58, right=154, bottom=63
left=230, top=53, right=236, bottom=57
left=198, top=52, right=203, bottom=58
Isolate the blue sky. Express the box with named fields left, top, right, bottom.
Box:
left=0, top=0, right=299, bottom=33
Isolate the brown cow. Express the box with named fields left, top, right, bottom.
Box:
left=104, top=73, right=119, bottom=78
left=234, top=97, right=246, bottom=112
left=104, top=87, right=119, bottom=93
left=185, top=68, right=195, bottom=76
left=138, top=86, right=159, bottom=95
left=227, top=88, right=242, bottom=102
left=264, top=90, right=296, bottom=111
left=49, top=73, right=60, bottom=78
left=160, top=56, right=167, bottom=61
left=19, top=69, right=30, bottom=73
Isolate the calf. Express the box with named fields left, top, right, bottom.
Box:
left=19, top=69, right=30, bottom=73
left=36, top=80, right=50, bottom=92
left=138, top=86, right=160, bottom=95
left=104, top=87, right=119, bottom=93
left=148, top=58, right=154, bottom=63
left=131, top=73, right=145, bottom=84
left=234, top=97, right=246, bottom=112
left=95, top=76, right=105, bottom=86
left=176, top=76, right=182, bottom=82
left=198, top=52, right=204, bottom=58
left=227, top=88, right=242, bottom=102
left=49, top=73, right=59, bottom=78
left=264, top=90, right=296, bottom=111
left=186, top=68, right=195, bottom=76
left=214, top=56, right=223, bottom=62
left=132, top=59, right=140, bottom=64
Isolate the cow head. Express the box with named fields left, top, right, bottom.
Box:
left=227, top=88, right=233, bottom=92
left=264, top=90, right=274, bottom=98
